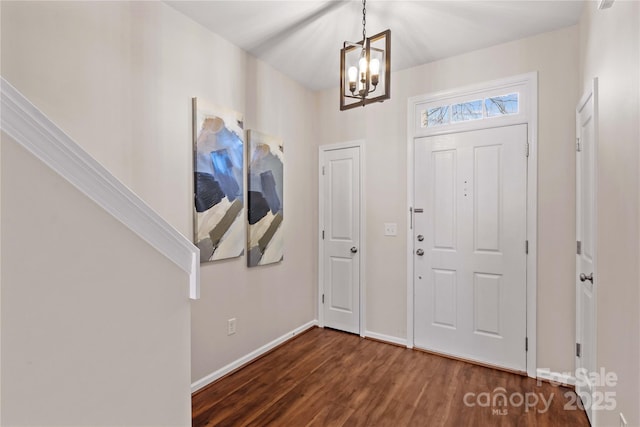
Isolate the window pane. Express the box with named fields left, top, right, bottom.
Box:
left=452, top=99, right=483, bottom=122
left=422, top=106, right=450, bottom=127
left=485, top=93, right=519, bottom=117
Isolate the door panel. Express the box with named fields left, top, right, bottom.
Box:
left=322, top=146, right=360, bottom=334
left=433, top=269, right=457, bottom=328
left=329, top=257, right=353, bottom=311
left=474, top=273, right=501, bottom=336
left=414, top=124, right=527, bottom=371
left=576, top=85, right=596, bottom=425
left=474, top=145, right=501, bottom=252
left=433, top=150, right=457, bottom=249
left=329, top=158, right=354, bottom=240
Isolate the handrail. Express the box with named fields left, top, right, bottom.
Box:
left=0, top=77, right=200, bottom=299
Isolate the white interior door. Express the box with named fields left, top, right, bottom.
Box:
left=576, top=82, right=597, bottom=425
left=321, top=146, right=361, bottom=334
left=414, top=124, right=528, bottom=371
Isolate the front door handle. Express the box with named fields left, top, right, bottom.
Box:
left=416, top=249, right=424, bottom=256
left=350, top=246, right=358, bottom=253
left=579, top=273, right=593, bottom=283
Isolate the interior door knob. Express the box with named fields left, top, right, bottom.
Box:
left=579, top=273, right=593, bottom=283
left=416, top=249, right=424, bottom=256
left=350, top=247, right=358, bottom=253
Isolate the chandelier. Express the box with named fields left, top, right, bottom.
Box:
left=340, top=0, right=391, bottom=111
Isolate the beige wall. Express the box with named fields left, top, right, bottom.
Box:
left=5, top=2, right=640, bottom=425
left=1, top=133, right=192, bottom=426
left=316, top=26, right=580, bottom=373
left=192, top=55, right=318, bottom=382
left=578, top=1, right=640, bottom=425
left=0, top=0, right=318, bottom=388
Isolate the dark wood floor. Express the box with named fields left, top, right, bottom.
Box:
left=193, top=327, right=590, bottom=426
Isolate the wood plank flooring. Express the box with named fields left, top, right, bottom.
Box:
left=192, top=327, right=590, bottom=426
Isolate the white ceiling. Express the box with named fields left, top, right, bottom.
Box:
left=166, top=0, right=584, bottom=91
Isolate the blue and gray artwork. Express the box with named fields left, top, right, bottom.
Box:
left=193, top=98, right=244, bottom=262
left=247, top=130, right=284, bottom=267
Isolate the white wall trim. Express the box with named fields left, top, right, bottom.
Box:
left=191, top=320, right=318, bottom=393
left=527, top=72, right=539, bottom=379
left=318, top=140, right=366, bottom=336
left=406, top=102, right=415, bottom=350
left=409, top=72, right=535, bottom=139
left=536, top=368, right=576, bottom=387
left=575, top=78, right=599, bottom=426
left=364, top=330, right=407, bottom=347
left=406, top=72, right=538, bottom=377
left=0, top=77, right=200, bottom=299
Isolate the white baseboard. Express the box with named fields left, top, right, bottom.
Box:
left=364, top=330, right=407, bottom=347
left=536, top=368, right=576, bottom=387
left=191, top=320, right=318, bottom=393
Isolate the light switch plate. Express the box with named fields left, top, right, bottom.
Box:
left=384, top=223, right=397, bottom=236
left=227, top=318, right=237, bottom=335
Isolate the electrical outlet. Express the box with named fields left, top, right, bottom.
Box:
left=620, top=413, right=627, bottom=427
left=384, top=223, right=397, bottom=236
left=227, top=318, right=236, bottom=336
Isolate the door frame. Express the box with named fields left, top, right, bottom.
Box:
left=318, top=140, right=366, bottom=336
left=406, top=72, right=538, bottom=377
left=575, top=78, right=598, bottom=425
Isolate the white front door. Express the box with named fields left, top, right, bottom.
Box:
left=576, top=81, right=597, bottom=425
left=321, top=146, right=361, bottom=334
left=414, top=124, right=528, bottom=371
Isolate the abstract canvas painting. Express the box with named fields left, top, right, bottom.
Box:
left=247, top=130, right=284, bottom=267
left=192, top=98, right=244, bottom=262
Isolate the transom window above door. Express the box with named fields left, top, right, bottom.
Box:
left=422, top=93, right=519, bottom=128
left=411, top=75, right=533, bottom=138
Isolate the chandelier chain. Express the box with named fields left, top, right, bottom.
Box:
left=362, top=0, right=366, bottom=43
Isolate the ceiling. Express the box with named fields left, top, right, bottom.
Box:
left=166, top=1, right=584, bottom=91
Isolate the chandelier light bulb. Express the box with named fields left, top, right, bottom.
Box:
left=348, top=66, right=358, bottom=83
left=359, top=56, right=368, bottom=78
left=370, top=58, right=380, bottom=76
left=370, top=58, right=380, bottom=86
left=347, top=66, right=358, bottom=94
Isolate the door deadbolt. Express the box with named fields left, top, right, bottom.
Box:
left=416, top=249, right=424, bottom=256
left=417, top=234, right=424, bottom=242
